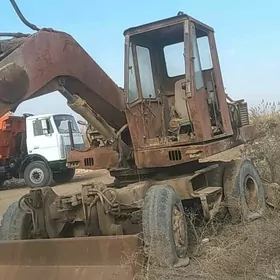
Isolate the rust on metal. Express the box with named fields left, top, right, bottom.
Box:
left=0, top=12, right=253, bottom=172
left=133, top=132, right=248, bottom=168
left=0, top=31, right=126, bottom=130
left=0, top=235, right=143, bottom=280
left=121, top=12, right=249, bottom=170
left=0, top=10, right=258, bottom=276
left=67, top=146, right=119, bottom=170
left=0, top=63, right=29, bottom=103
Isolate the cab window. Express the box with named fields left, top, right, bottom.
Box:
left=33, top=118, right=53, bottom=136
left=128, top=45, right=138, bottom=103
left=136, top=45, right=156, bottom=98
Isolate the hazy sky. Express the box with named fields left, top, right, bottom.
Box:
left=2, top=0, right=280, bottom=119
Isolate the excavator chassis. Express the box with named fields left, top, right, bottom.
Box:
left=0, top=163, right=223, bottom=280
left=0, top=158, right=267, bottom=280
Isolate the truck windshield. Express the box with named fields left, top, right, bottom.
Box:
left=53, top=115, right=79, bottom=134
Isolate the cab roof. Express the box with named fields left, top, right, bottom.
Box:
left=123, top=12, right=214, bottom=37
left=26, top=113, right=73, bottom=120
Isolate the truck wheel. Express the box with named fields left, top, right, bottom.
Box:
left=0, top=177, right=6, bottom=188
left=223, top=159, right=266, bottom=222
left=24, top=160, right=53, bottom=188
left=142, top=185, right=189, bottom=268
left=53, top=168, right=75, bottom=184
left=0, top=201, right=33, bottom=240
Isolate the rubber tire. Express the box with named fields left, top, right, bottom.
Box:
left=0, top=201, right=32, bottom=240
left=142, top=185, right=189, bottom=268
left=0, top=177, right=6, bottom=188
left=53, top=168, right=75, bottom=184
left=24, top=160, right=53, bottom=188
left=223, top=159, right=265, bottom=222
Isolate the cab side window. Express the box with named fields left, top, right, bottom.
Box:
left=33, top=118, right=53, bottom=136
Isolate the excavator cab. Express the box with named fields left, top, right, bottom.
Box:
left=124, top=13, right=233, bottom=141
left=126, top=13, right=227, bottom=134
left=123, top=13, right=249, bottom=169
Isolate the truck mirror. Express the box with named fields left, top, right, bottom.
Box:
left=77, top=120, right=87, bottom=126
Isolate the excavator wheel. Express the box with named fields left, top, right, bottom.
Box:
left=223, top=159, right=266, bottom=222
left=53, top=168, right=75, bottom=184
left=0, top=201, right=33, bottom=240
left=142, top=185, right=190, bottom=268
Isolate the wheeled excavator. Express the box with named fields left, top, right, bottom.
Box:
left=0, top=3, right=265, bottom=280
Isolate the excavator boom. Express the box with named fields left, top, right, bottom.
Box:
left=0, top=30, right=126, bottom=130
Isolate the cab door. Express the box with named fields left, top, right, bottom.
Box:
left=26, top=117, right=60, bottom=161
left=125, top=42, right=164, bottom=149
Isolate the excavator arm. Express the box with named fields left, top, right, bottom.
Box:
left=0, top=30, right=126, bottom=131
left=0, top=30, right=131, bottom=160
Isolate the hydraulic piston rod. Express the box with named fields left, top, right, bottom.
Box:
left=58, top=85, right=118, bottom=141
left=58, top=81, right=131, bottom=160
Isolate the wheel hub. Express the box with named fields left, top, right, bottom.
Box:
left=30, top=168, right=44, bottom=184
left=172, top=205, right=186, bottom=257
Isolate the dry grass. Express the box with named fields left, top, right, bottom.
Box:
left=243, top=100, right=280, bottom=183
left=129, top=210, right=280, bottom=280
left=126, top=100, right=280, bottom=280
left=187, top=211, right=280, bottom=280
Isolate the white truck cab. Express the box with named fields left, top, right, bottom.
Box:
left=23, top=113, right=85, bottom=187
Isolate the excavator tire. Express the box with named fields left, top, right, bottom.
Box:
left=0, top=201, right=33, bottom=240
left=53, top=168, right=75, bottom=184
left=142, top=185, right=189, bottom=268
left=23, top=160, right=53, bottom=188
left=223, top=159, right=266, bottom=222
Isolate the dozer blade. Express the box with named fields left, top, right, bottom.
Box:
left=0, top=234, right=143, bottom=280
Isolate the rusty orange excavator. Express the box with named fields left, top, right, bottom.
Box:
left=0, top=2, right=264, bottom=280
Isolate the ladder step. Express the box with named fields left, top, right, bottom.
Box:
left=195, top=186, right=222, bottom=196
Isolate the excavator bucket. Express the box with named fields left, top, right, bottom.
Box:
left=0, top=235, right=144, bottom=280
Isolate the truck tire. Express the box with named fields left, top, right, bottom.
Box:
left=0, top=177, right=6, bottom=188
left=24, top=160, right=53, bottom=188
left=142, top=185, right=189, bottom=268
left=223, top=159, right=266, bottom=222
left=0, top=201, right=33, bottom=240
left=53, top=168, right=75, bottom=184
